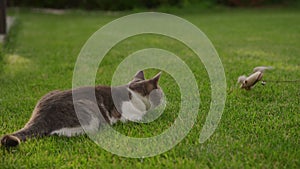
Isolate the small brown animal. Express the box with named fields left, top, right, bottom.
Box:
left=238, top=66, right=273, bottom=90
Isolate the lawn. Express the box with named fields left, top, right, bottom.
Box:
left=0, top=7, right=299, bottom=168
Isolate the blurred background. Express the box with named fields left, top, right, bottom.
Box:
left=6, top=0, right=300, bottom=10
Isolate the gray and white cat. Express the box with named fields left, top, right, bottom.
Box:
left=1, top=71, right=163, bottom=147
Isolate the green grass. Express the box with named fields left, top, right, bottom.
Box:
left=1, top=7, right=299, bottom=168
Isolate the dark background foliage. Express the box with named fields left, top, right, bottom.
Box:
left=7, top=0, right=182, bottom=10
left=7, top=0, right=298, bottom=10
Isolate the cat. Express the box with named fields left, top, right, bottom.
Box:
left=1, top=70, right=163, bottom=147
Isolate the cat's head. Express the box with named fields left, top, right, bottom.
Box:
left=128, top=70, right=163, bottom=110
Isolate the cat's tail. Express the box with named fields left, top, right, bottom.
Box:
left=1, top=134, right=21, bottom=147
left=1, top=126, right=46, bottom=147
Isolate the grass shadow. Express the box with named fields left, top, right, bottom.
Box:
left=0, top=44, right=3, bottom=74
left=4, top=18, right=21, bottom=53
left=0, top=18, right=21, bottom=75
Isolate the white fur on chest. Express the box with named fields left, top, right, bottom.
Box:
left=120, top=89, right=148, bottom=122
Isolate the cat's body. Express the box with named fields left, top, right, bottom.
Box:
left=1, top=71, right=162, bottom=147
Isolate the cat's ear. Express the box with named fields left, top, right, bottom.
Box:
left=150, top=72, right=161, bottom=87
left=133, top=70, right=145, bottom=81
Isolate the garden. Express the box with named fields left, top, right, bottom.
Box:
left=0, top=1, right=299, bottom=168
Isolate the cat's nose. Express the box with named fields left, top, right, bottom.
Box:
left=149, top=89, right=163, bottom=107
